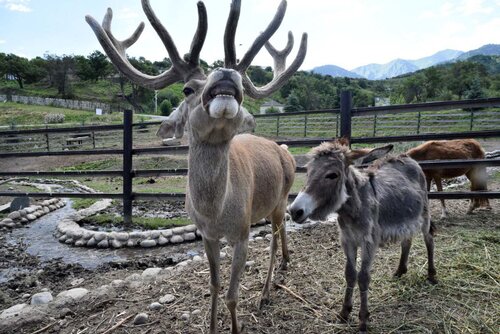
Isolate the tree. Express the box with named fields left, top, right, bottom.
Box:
left=159, top=99, right=172, bottom=116
left=88, top=50, right=110, bottom=81
left=3, top=54, right=31, bottom=88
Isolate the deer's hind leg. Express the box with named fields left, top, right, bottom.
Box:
left=260, top=200, right=288, bottom=308
left=466, top=167, right=491, bottom=213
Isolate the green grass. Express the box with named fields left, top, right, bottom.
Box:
left=81, top=213, right=191, bottom=229
left=72, top=198, right=100, bottom=210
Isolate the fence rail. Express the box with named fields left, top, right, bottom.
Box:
left=1, top=94, right=500, bottom=223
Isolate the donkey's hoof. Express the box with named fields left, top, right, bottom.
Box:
left=427, top=276, right=438, bottom=285
left=259, top=297, right=270, bottom=310
left=393, top=268, right=407, bottom=278
left=337, top=313, right=349, bottom=324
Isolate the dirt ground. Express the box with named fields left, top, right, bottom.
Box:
left=0, top=182, right=498, bottom=334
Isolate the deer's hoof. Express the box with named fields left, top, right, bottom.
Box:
left=427, top=276, right=438, bottom=285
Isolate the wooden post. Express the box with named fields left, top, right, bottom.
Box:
left=340, top=91, right=353, bottom=142
left=276, top=115, right=280, bottom=137
left=123, top=110, right=133, bottom=226
left=304, top=115, right=308, bottom=137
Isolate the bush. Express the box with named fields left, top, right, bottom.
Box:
left=160, top=99, right=173, bottom=116
left=44, top=113, right=65, bottom=124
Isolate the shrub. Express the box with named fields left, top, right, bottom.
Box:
left=160, top=99, right=173, bottom=116
left=44, top=113, right=65, bottom=124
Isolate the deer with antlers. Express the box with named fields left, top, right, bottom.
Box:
left=86, top=1, right=307, bottom=333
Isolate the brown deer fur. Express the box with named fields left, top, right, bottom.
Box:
left=407, top=139, right=491, bottom=218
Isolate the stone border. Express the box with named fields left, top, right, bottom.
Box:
left=0, top=199, right=66, bottom=230
left=55, top=219, right=201, bottom=249
left=54, top=199, right=202, bottom=248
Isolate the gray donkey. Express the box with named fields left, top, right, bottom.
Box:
left=289, top=139, right=437, bottom=333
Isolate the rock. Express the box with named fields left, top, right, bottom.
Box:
left=192, top=309, right=201, bottom=316
left=183, top=232, right=196, bottom=241
left=48, top=205, right=57, bottom=211
left=172, top=227, right=185, bottom=235
left=1, top=218, right=13, bottom=225
left=86, top=238, right=97, bottom=247
left=140, top=239, right=157, bottom=248
left=158, top=236, right=169, bottom=245
left=22, top=293, right=31, bottom=299
left=170, top=235, right=184, bottom=244
left=150, top=230, right=161, bottom=239
left=93, top=232, right=107, bottom=242
left=192, top=255, right=203, bottom=262
left=255, top=236, right=264, bottom=242
left=56, top=288, right=89, bottom=300
left=0, top=303, right=28, bottom=319
left=160, top=229, right=172, bottom=238
left=97, top=239, right=109, bottom=248
left=26, top=214, right=37, bottom=221
left=110, top=240, right=122, bottom=248
left=159, top=294, right=175, bottom=304
left=245, top=261, right=255, bottom=268
left=142, top=268, right=162, bottom=277
left=31, top=291, right=53, bottom=305
left=133, top=313, right=149, bottom=325
left=7, top=211, right=21, bottom=220
left=71, top=278, right=84, bottom=286
left=181, top=313, right=190, bottom=321
left=184, top=224, right=197, bottom=233
left=265, top=233, right=273, bottom=241
left=43, top=207, right=50, bottom=214
left=149, top=302, right=162, bottom=311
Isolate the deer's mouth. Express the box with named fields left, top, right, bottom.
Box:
left=202, top=76, right=243, bottom=119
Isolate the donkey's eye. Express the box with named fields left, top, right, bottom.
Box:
left=325, top=172, right=338, bottom=180
left=183, top=87, right=195, bottom=96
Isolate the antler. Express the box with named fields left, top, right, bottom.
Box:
left=85, top=0, right=207, bottom=90
left=224, top=0, right=308, bottom=99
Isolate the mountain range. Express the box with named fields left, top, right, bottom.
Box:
left=311, top=44, right=500, bottom=80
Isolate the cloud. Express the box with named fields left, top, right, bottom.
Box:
left=0, top=0, right=32, bottom=12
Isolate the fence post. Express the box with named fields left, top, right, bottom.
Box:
left=123, top=109, right=133, bottom=225
left=304, top=115, right=308, bottom=137
left=470, top=111, right=474, bottom=131
left=276, top=115, right=280, bottom=137
left=373, top=114, right=377, bottom=136
left=340, top=90, right=353, bottom=142
left=45, top=125, right=50, bottom=151
left=417, top=112, right=421, bottom=134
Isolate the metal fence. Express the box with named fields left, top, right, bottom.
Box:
left=1, top=93, right=500, bottom=223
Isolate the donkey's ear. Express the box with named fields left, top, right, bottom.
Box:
left=348, top=144, right=393, bottom=166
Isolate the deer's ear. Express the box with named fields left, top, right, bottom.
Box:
left=348, top=144, right=393, bottom=166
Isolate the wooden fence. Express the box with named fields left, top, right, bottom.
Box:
left=1, top=93, right=499, bottom=223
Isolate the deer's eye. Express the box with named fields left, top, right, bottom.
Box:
left=325, top=172, right=338, bottom=180
left=183, top=87, right=195, bottom=96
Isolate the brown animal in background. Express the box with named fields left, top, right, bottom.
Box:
left=86, top=0, right=306, bottom=333
left=407, top=139, right=491, bottom=218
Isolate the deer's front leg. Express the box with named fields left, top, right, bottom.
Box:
left=226, top=240, right=248, bottom=334
left=204, top=238, right=221, bottom=334
left=339, top=242, right=357, bottom=323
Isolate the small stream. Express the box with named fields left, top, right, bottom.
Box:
left=1, top=199, right=205, bottom=283
left=0, top=196, right=319, bottom=283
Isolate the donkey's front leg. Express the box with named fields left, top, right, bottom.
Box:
left=226, top=239, right=249, bottom=334
left=339, top=242, right=357, bottom=323
left=358, top=243, right=376, bottom=334
left=204, top=238, right=221, bottom=334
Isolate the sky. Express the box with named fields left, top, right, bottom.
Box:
left=1, top=0, right=500, bottom=71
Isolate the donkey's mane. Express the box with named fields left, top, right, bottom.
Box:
left=310, top=141, right=349, bottom=158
